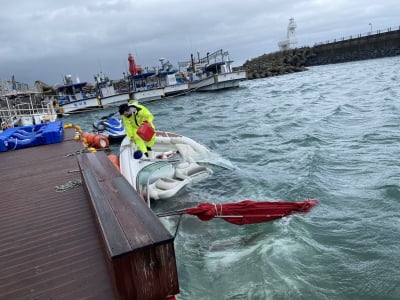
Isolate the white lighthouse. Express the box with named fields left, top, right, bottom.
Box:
left=278, top=17, right=298, bottom=51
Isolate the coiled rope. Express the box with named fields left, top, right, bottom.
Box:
left=55, top=179, right=82, bottom=192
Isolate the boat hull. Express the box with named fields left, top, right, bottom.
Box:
left=189, top=71, right=247, bottom=91
left=100, top=93, right=130, bottom=107
left=60, top=97, right=101, bottom=114
left=163, top=83, right=190, bottom=97
left=119, top=131, right=214, bottom=200
left=133, top=88, right=165, bottom=102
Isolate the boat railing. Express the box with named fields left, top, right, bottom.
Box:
left=0, top=101, right=57, bottom=128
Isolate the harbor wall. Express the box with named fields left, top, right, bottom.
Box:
left=306, top=27, right=400, bottom=66
left=241, top=26, right=400, bottom=80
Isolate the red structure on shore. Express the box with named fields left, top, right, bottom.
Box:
left=128, top=53, right=143, bottom=75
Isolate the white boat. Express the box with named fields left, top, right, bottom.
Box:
left=179, top=49, right=247, bottom=91
left=126, top=53, right=165, bottom=102
left=96, top=73, right=165, bottom=106
left=0, top=91, right=57, bottom=131
left=159, top=71, right=189, bottom=97
left=157, top=58, right=190, bottom=97
left=129, top=72, right=165, bottom=102
left=56, top=76, right=100, bottom=114
left=95, top=54, right=166, bottom=107
left=94, top=72, right=130, bottom=107
left=119, top=131, right=215, bottom=203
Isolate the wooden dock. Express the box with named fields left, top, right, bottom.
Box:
left=0, top=128, right=179, bottom=299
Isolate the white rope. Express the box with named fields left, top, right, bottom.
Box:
left=212, top=203, right=243, bottom=218
left=213, top=203, right=223, bottom=216
left=12, top=138, right=17, bottom=150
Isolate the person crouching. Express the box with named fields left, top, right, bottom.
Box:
left=119, top=101, right=156, bottom=158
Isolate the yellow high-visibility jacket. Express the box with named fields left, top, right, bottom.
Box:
left=122, top=103, right=155, bottom=153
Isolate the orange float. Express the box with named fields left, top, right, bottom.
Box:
left=107, top=154, right=120, bottom=171
left=81, top=132, right=110, bottom=149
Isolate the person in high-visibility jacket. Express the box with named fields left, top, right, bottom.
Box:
left=119, top=101, right=156, bottom=158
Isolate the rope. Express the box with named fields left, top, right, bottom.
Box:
left=64, top=147, right=110, bottom=157
left=11, top=138, right=17, bottom=150
left=173, top=214, right=183, bottom=239
left=64, top=150, right=83, bottom=157
left=213, top=203, right=222, bottom=216
left=55, top=179, right=82, bottom=192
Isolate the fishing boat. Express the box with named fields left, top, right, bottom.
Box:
left=178, top=49, right=247, bottom=91
left=56, top=75, right=101, bottom=114
left=119, top=131, right=216, bottom=202
left=95, top=72, right=130, bottom=107
left=0, top=91, right=58, bottom=131
left=92, top=112, right=126, bottom=143
left=129, top=72, right=165, bottom=102
left=157, top=58, right=190, bottom=97
left=96, top=54, right=165, bottom=107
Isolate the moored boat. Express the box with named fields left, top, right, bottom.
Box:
left=96, top=54, right=166, bottom=107
left=128, top=72, right=165, bottom=102
left=157, top=58, right=190, bottom=97
left=0, top=91, right=58, bottom=130
left=127, top=53, right=165, bottom=102
left=95, top=72, right=130, bottom=107
left=56, top=75, right=101, bottom=114
left=178, top=49, right=247, bottom=91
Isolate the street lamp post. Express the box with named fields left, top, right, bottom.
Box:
left=369, top=23, right=372, bottom=34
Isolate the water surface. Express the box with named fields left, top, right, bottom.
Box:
left=65, top=56, right=400, bottom=300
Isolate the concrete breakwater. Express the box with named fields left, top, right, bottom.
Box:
left=241, top=47, right=315, bottom=79
left=241, top=27, right=400, bottom=80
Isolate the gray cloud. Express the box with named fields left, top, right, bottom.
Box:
left=1, top=0, right=398, bottom=85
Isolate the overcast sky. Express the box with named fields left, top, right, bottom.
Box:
left=1, top=0, right=398, bottom=86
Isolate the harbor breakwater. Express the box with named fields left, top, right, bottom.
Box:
left=241, top=26, right=400, bottom=79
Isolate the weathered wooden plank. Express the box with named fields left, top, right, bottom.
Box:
left=110, top=176, right=174, bottom=249
left=79, top=167, right=131, bottom=257
left=77, top=151, right=179, bottom=300
left=0, top=128, right=114, bottom=300
left=112, top=244, right=179, bottom=300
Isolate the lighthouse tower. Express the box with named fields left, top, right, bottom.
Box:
left=278, top=17, right=297, bottom=51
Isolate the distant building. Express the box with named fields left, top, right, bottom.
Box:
left=278, top=17, right=298, bottom=50
left=0, top=77, right=30, bottom=96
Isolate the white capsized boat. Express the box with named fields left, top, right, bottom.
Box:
left=119, top=131, right=215, bottom=203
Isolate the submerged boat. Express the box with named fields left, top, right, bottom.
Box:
left=92, top=112, right=126, bottom=143
left=119, top=131, right=216, bottom=202
left=178, top=49, right=247, bottom=91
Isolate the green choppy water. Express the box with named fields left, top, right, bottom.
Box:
left=64, top=56, right=400, bottom=300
